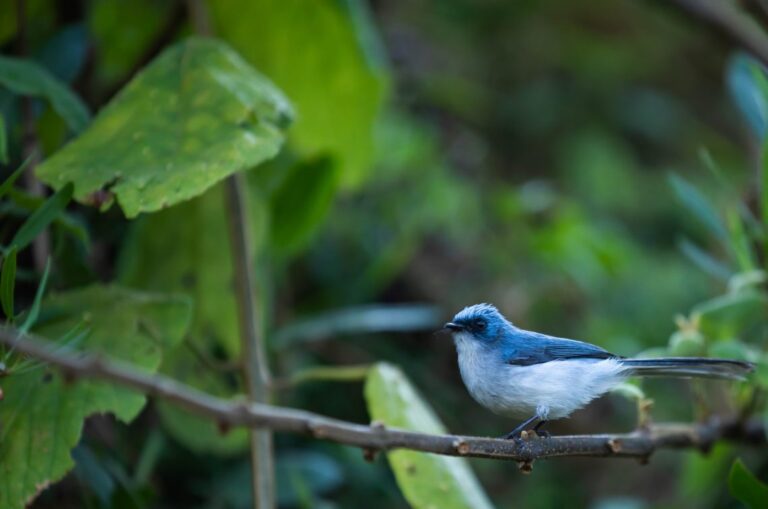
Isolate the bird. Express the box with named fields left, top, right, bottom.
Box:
left=443, top=303, right=754, bottom=439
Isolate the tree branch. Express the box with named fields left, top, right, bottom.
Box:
left=664, top=0, right=768, bottom=68
left=1, top=328, right=764, bottom=472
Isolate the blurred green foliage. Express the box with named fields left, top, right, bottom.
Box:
left=0, top=0, right=767, bottom=508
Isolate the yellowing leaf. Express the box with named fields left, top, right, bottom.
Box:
left=364, top=363, right=493, bottom=509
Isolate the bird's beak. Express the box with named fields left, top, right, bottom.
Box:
left=444, top=322, right=463, bottom=332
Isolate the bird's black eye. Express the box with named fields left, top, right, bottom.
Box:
left=473, top=318, right=486, bottom=330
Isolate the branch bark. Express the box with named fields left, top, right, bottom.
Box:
left=1, top=328, right=764, bottom=471
left=664, top=0, right=768, bottom=68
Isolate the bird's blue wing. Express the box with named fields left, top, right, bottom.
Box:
left=502, top=330, right=616, bottom=366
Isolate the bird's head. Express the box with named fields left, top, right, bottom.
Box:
left=444, top=303, right=510, bottom=343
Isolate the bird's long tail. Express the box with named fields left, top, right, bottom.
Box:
left=620, top=357, right=754, bottom=381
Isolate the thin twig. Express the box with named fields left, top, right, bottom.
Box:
left=1, top=328, right=764, bottom=470
left=664, top=0, right=768, bottom=67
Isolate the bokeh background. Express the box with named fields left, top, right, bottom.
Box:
left=1, top=0, right=766, bottom=508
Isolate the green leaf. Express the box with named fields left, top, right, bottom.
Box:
left=610, top=381, right=646, bottom=401
left=364, top=363, right=494, bottom=509
left=10, top=182, right=73, bottom=250
left=726, top=208, right=756, bottom=272
left=0, top=114, right=8, bottom=164
left=678, top=237, right=731, bottom=281
left=679, top=443, right=734, bottom=504
left=208, top=0, right=388, bottom=188
left=729, top=458, right=768, bottom=509
left=18, top=258, right=51, bottom=334
left=708, top=340, right=753, bottom=362
left=0, top=55, right=90, bottom=132
left=764, top=142, right=768, bottom=257
left=118, top=182, right=266, bottom=453
left=0, top=246, right=17, bottom=320
left=726, top=53, right=768, bottom=140
left=693, top=290, right=768, bottom=340
left=287, top=364, right=370, bottom=386
left=273, top=304, right=441, bottom=347
left=0, top=285, right=191, bottom=509
left=668, top=173, right=727, bottom=242
left=0, top=157, right=32, bottom=201
left=668, top=329, right=705, bottom=357
left=88, top=0, right=179, bottom=85
left=269, top=156, right=338, bottom=254
left=36, top=37, right=293, bottom=218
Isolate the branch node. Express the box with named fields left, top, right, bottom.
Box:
left=452, top=439, right=470, bottom=455
left=370, top=420, right=386, bottom=431
left=517, top=460, right=534, bottom=474
left=362, top=447, right=379, bottom=462
left=62, top=368, right=78, bottom=385
left=307, top=420, right=325, bottom=438
left=607, top=438, right=622, bottom=453
left=217, top=420, right=231, bottom=436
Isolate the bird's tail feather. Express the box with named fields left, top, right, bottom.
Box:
left=620, top=357, right=753, bottom=381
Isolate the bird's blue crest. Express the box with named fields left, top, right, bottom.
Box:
left=453, top=303, right=503, bottom=324
left=450, top=303, right=511, bottom=342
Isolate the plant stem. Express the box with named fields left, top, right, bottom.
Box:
left=224, top=173, right=274, bottom=508
left=186, top=0, right=275, bottom=505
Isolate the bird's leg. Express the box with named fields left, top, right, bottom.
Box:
left=501, top=415, right=538, bottom=440
left=532, top=420, right=550, bottom=438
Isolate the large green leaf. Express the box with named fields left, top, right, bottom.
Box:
left=118, top=181, right=266, bottom=453
left=88, top=0, right=179, bottom=86
left=728, top=458, right=768, bottom=509
left=269, top=156, right=338, bottom=254
left=208, top=0, right=387, bottom=188
left=0, top=285, right=191, bottom=509
left=0, top=55, right=90, bottom=133
left=36, top=37, right=293, bottom=218
left=364, top=363, right=493, bottom=509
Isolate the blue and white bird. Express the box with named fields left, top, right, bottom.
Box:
left=444, top=303, right=753, bottom=439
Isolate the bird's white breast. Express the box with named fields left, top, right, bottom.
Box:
left=454, top=333, right=627, bottom=419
